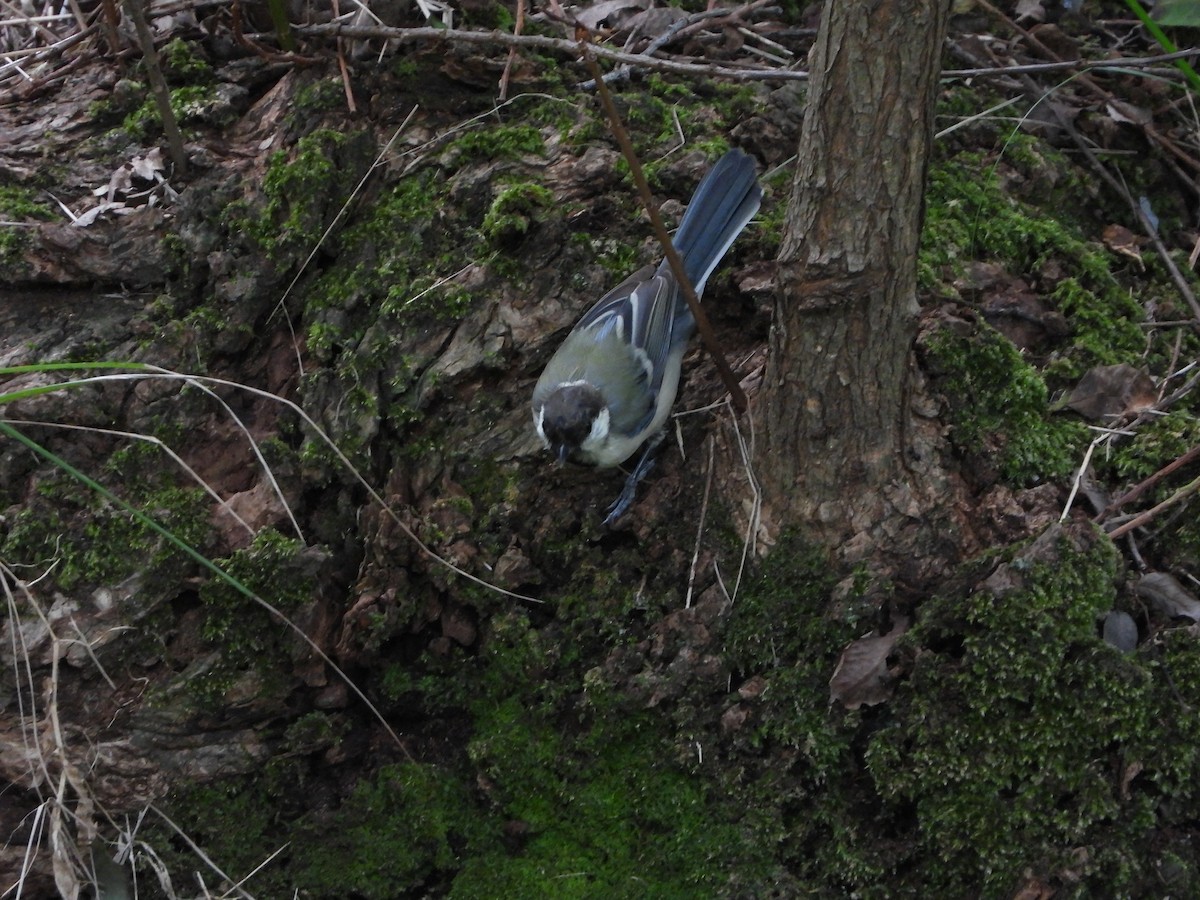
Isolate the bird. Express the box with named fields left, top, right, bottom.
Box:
left=532, top=148, right=762, bottom=524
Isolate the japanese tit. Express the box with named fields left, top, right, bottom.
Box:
left=532, top=149, right=762, bottom=522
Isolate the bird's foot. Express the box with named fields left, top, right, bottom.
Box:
left=602, top=436, right=662, bottom=526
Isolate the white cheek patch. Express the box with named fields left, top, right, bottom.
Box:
left=533, top=405, right=549, bottom=447
left=580, top=406, right=611, bottom=452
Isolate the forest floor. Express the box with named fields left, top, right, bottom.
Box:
left=2, top=0, right=1200, bottom=896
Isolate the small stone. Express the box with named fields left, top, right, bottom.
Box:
left=720, top=703, right=751, bottom=735
left=442, top=604, right=477, bottom=647
left=1102, top=611, right=1138, bottom=653
left=313, top=682, right=348, bottom=709
left=494, top=547, right=542, bottom=587
left=738, top=675, right=768, bottom=700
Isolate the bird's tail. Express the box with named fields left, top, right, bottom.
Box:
left=670, top=149, right=763, bottom=293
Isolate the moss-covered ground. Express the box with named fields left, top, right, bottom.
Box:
left=4, top=13, right=1200, bottom=899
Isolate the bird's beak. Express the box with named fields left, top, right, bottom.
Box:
left=556, top=444, right=570, bottom=464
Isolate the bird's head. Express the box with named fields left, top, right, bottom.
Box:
left=534, top=382, right=610, bottom=464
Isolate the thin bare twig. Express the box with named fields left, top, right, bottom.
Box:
left=946, top=48, right=1200, bottom=79
left=498, top=0, right=525, bottom=100
left=331, top=0, right=357, bottom=112
left=1098, top=443, right=1200, bottom=523
left=685, top=436, right=716, bottom=609
left=954, top=27, right=1200, bottom=328
left=577, top=0, right=781, bottom=89
left=1061, top=433, right=1105, bottom=521
left=1107, top=471, right=1200, bottom=539
left=292, top=20, right=1198, bottom=88
left=582, top=44, right=748, bottom=413
left=976, top=0, right=1200, bottom=177
left=121, top=0, right=186, bottom=174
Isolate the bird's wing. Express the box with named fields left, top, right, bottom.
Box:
left=575, top=264, right=680, bottom=398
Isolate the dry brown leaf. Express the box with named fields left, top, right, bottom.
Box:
left=952, top=261, right=1067, bottom=349
left=1011, top=874, right=1055, bottom=900
left=1136, top=572, right=1200, bottom=621
left=1121, top=760, right=1143, bottom=801
left=625, top=5, right=688, bottom=39
left=1106, top=99, right=1152, bottom=127
left=1015, top=0, right=1045, bottom=22
left=573, top=0, right=648, bottom=32
left=131, top=146, right=167, bottom=181
left=1030, top=22, right=1079, bottom=56
left=78, top=149, right=175, bottom=225
left=71, top=201, right=126, bottom=227
left=829, top=615, right=909, bottom=709
left=1101, top=223, right=1144, bottom=268
left=1064, top=363, right=1157, bottom=421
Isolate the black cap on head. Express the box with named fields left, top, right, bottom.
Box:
left=539, top=383, right=606, bottom=462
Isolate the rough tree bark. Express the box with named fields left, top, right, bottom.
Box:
left=759, top=0, right=952, bottom=551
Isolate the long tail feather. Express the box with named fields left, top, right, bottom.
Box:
left=670, top=149, right=763, bottom=291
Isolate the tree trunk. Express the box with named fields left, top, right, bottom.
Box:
left=759, top=0, right=951, bottom=550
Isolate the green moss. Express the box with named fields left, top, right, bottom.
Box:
left=1105, top=409, right=1200, bottom=481
left=572, top=231, right=641, bottom=284
left=120, top=84, right=220, bottom=137
left=198, top=530, right=313, bottom=646
left=170, top=530, right=318, bottom=710
left=282, top=710, right=346, bottom=754
left=443, top=598, right=771, bottom=891
left=448, top=125, right=545, bottom=162
left=725, top=538, right=844, bottom=669
left=754, top=164, right=791, bottom=258
left=717, top=534, right=887, bottom=889
left=921, top=145, right=1089, bottom=280
left=383, top=276, right=472, bottom=321
left=153, top=760, right=493, bottom=899
left=1044, top=274, right=1144, bottom=377
left=308, top=172, right=468, bottom=325
left=920, top=144, right=1148, bottom=380
left=160, top=38, right=212, bottom=82
left=171, top=85, right=220, bottom=119
left=288, top=157, right=491, bottom=465
left=0, top=185, right=54, bottom=220
left=303, top=762, right=496, bottom=898
left=141, top=521, right=1200, bottom=895
left=456, top=456, right=521, bottom=523
left=251, top=128, right=359, bottom=259
left=154, top=584, right=772, bottom=897
left=924, top=323, right=1088, bottom=484
left=459, top=0, right=514, bottom=28
left=0, top=471, right=211, bottom=593
left=392, top=56, right=419, bottom=78
left=289, top=78, right=344, bottom=119
left=481, top=181, right=554, bottom=246
left=150, top=776, right=289, bottom=890
left=709, top=525, right=1200, bottom=895
left=524, top=95, right=578, bottom=136
left=0, top=184, right=53, bottom=266
left=89, top=42, right=211, bottom=136
left=458, top=704, right=763, bottom=896
left=863, top=528, right=1177, bottom=895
